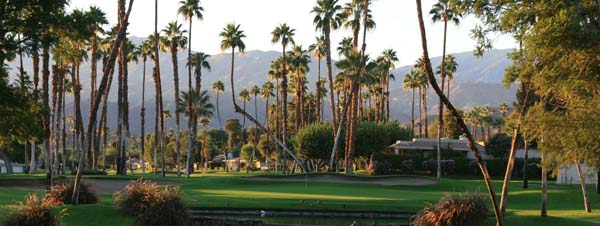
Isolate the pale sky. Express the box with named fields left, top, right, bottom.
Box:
left=68, top=0, right=516, bottom=66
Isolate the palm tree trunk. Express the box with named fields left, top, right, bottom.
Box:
left=316, top=56, right=321, bottom=122
left=411, top=88, right=415, bottom=137
left=264, top=95, right=270, bottom=168
left=574, top=160, right=592, bottom=212
left=62, top=82, right=66, bottom=174
left=422, top=86, right=428, bottom=138
left=541, top=151, right=547, bottom=217
left=171, top=45, right=182, bottom=177
left=186, top=15, right=194, bottom=178
left=141, top=58, right=147, bottom=174
left=418, top=87, right=423, bottom=137
left=415, top=1, right=503, bottom=225
left=42, top=43, right=52, bottom=189
left=522, top=139, right=528, bottom=188
left=324, top=29, right=337, bottom=129
left=281, top=45, right=289, bottom=157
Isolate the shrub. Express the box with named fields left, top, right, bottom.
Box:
left=44, top=180, right=99, bottom=206
left=114, top=179, right=191, bottom=226
left=137, top=187, right=190, bottom=226
left=412, top=192, right=488, bottom=226
left=4, top=194, right=65, bottom=226
left=114, top=179, right=158, bottom=216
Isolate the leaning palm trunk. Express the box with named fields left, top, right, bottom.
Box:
left=414, top=1, right=503, bottom=225
left=72, top=0, right=134, bottom=204
left=228, top=49, right=307, bottom=172
left=574, top=160, right=592, bottom=212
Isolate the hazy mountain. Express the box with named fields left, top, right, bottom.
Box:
left=7, top=40, right=518, bottom=135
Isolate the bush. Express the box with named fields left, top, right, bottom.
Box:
left=137, top=187, right=190, bottom=226
left=412, top=192, right=488, bottom=226
left=422, top=160, right=456, bottom=176
left=44, top=180, right=99, bottom=206
left=114, top=179, right=191, bottom=226
left=4, top=194, right=65, bottom=226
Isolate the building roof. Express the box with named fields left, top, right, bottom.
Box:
left=389, top=138, right=485, bottom=152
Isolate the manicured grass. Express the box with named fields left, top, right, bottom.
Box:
left=0, top=172, right=599, bottom=226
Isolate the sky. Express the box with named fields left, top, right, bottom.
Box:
left=68, top=0, right=517, bottom=67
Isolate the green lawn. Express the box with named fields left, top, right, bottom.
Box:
left=0, top=172, right=598, bottom=226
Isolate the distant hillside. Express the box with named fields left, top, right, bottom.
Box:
left=7, top=40, right=518, bottom=135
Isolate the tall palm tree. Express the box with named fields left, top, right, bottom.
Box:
left=341, top=0, right=375, bottom=49
left=212, top=81, right=224, bottom=130
left=403, top=70, right=419, bottom=136
left=178, top=0, right=203, bottom=177
left=152, top=0, right=166, bottom=177
left=415, top=58, right=429, bottom=138
left=436, top=54, right=457, bottom=101
left=177, top=89, right=214, bottom=176
left=239, top=89, right=251, bottom=143
left=187, top=52, right=210, bottom=178
left=415, top=1, right=503, bottom=224
left=161, top=21, right=187, bottom=177
left=288, top=45, right=310, bottom=130
left=271, top=23, right=295, bottom=149
left=249, top=85, right=260, bottom=171
left=499, top=103, right=510, bottom=118
left=137, top=39, right=153, bottom=174
left=308, top=35, right=326, bottom=122
left=312, top=0, right=343, bottom=129
left=381, top=49, right=398, bottom=122
left=220, top=23, right=246, bottom=173
left=86, top=7, right=108, bottom=167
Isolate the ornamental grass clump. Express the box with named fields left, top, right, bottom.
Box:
left=44, top=180, right=99, bottom=206
left=412, top=192, right=488, bottom=226
left=114, top=178, right=190, bottom=226
left=4, top=194, right=65, bottom=226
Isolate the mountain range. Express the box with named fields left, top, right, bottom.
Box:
left=7, top=40, right=518, bottom=135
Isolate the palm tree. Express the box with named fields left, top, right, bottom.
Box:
left=415, top=58, right=429, bottom=138
left=161, top=21, right=187, bottom=177
left=187, top=52, right=210, bottom=177
left=403, top=70, right=420, bottom=136
left=312, top=0, right=343, bottom=128
left=177, top=90, right=214, bottom=176
left=499, top=103, right=510, bottom=117
left=430, top=0, right=461, bottom=139
left=137, top=39, right=153, bottom=174
left=178, top=0, right=203, bottom=177
left=271, top=23, right=295, bottom=149
left=415, top=1, right=503, bottom=224
left=219, top=23, right=246, bottom=173
left=260, top=81, right=275, bottom=168
left=239, top=89, right=251, bottom=143
left=212, top=81, right=225, bottom=130
left=86, top=7, right=108, bottom=166
left=249, top=85, right=260, bottom=171
left=152, top=0, right=166, bottom=177
left=288, top=45, right=310, bottom=130
left=223, top=23, right=306, bottom=172
left=381, top=49, right=398, bottom=122
left=341, top=0, right=375, bottom=48
left=308, top=35, right=326, bottom=122
left=436, top=54, right=458, bottom=101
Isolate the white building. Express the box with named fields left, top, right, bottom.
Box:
left=0, top=159, right=25, bottom=174
left=389, top=137, right=494, bottom=160
left=556, top=163, right=598, bottom=184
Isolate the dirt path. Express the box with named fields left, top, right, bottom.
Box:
left=243, top=174, right=438, bottom=186
left=0, top=178, right=179, bottom=194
